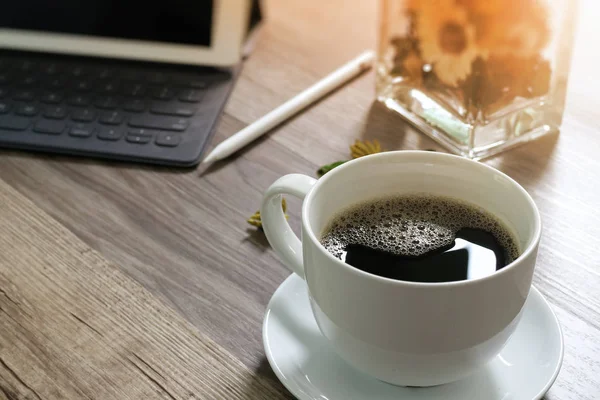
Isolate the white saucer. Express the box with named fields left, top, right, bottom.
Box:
left=263, top=274, right=563, bottom=400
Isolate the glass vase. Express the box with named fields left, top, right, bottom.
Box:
left=377, top=0, right=577, bottom=159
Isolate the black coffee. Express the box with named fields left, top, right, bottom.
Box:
left=320, top=195, right=520, bottom=283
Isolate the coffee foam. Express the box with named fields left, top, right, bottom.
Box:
left=320, top=195, right=520, bottom=261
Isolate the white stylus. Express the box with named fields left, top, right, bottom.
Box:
left=202, top=50, right=375, bottom=164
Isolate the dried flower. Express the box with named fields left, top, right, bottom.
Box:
left=350, top=139, right=383, bottom=159
left=248, top=198, right=287, bottom=230
left=391, top=36, right=415, bottom=61
left=463, top=55, right=552, bottom=116
left=460, top=0, right=550, bottom=58
left=402, top=50, right=424, bottom=84
left=315, top=140, right=384, bottom=178
left=417, top=0, right=479, bottom=87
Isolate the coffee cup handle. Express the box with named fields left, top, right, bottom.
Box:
left=261, top=174, right=317, bottom=279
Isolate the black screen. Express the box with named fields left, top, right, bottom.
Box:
left=1, top=0, right=214, bottom=47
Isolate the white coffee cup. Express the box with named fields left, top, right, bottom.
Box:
left=260, top=151, right=541, bottom=387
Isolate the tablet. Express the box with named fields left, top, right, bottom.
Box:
left=0, top=0, right=252, bottom=67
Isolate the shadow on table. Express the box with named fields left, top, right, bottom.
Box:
left=0, top=147, right=195, bottom=174
left=359, top=100, right=560, bottom=188
left=238, top=357, right=295, bottom=399
left=242, top=228, right=271, bottom=252
left=488, top=131, right=559, bottom=187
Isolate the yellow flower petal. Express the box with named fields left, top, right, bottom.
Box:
left=350, top=139, right=383, bottom=159
left=247, top=211, right=263, bottom=228
left=247, top=198, right=288, bottom=229
left=417, top=0, right=480, bottom=87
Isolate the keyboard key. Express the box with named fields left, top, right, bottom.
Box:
left=179, top=89, right=204, bottom=103
left=16, top=104, right=38, bottom=116
left=13, top=90, right=35, bottom=101
left=126, top=133, right=152, bottom=144
left=71, top=108, right=96, bottom=122
left=68, top=95, right=91, bottom=106
left=41, top=92, right=63, bottom=104
left=34, top=119, right=65, bottom=134
left=17, top=60, right=36, bottom=72
left=95, top=96, right=119, bottom=109
left=147, top=72, right=168, bottom=84
left=122, top=83, right=146, bottom=97
left=69, top=124, right=94, bottom=138
left=151, top=102, right=195, bottom=117
left=73, top=80, right=93, bottom=91
left=97, top=128, right=122, bottom=141
left=120, top=70, right=138, bottom=81
left=188, top=80, right=208, bottom=89
left=0, top=102, right=9, bottom=114
left=41, top=63, right=61, bottom=75
left=19, top=76, right=37, bottom=86
left=174, top=77, right=208, bottom=88
left=0, top=88, right=6, bottom=98
left=155, top=133, right=181, bottom=147
left=71, top=66, right=86, bottom=77
left=98, top=81, right=119, bottom=93
left=100, top=111, right=124, bottom=125
left=129, top=115, right=188, bottom=131
left=47, top=76, right=67, bottom=88
left=128, top=128, right=150, bottom=135
left=44, top=106, right=67, bottom=119
left=152, top=86, right=175, bottom=100
left=96, top=68, right=115, bottom=79
left=0, top=115, right=29, bottom=131
left=123, top=99, right=146, bottom=112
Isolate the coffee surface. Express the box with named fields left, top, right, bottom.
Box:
left=320, top=195, right=520, bottom=282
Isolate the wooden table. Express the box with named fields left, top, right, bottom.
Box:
left=1, top=0, right=599, bottom=399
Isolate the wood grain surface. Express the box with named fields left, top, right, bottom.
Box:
left=0, top=180, right=288, bottom=399
left=0, top=0, right=599, bottom=399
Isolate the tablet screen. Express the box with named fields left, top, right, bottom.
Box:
left=1, top=0, right=214, bottom=47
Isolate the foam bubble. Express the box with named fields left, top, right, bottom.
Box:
left=320, top=194, right=520, bottom=260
